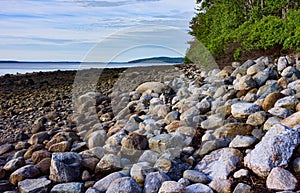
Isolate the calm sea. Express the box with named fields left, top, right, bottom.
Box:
left=0, top=62, right=175, bottom=76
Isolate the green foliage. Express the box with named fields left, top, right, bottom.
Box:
left=188, top=0, right=300, bottom=61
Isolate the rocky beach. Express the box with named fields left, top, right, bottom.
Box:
left=1, top=55, right=300, bottom=193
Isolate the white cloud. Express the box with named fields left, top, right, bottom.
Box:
left=0, top=0, right=196, bottom=61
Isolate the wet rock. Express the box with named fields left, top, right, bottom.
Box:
left=158, top=181, right=185, bottom=193
left=266, top=167, right=297, bottom=191
left=195, top=148, right=242, bottom=180
left=9, top=165, right=40, bottom=185
left=231, top=102, right=261, bottom=119
left=93, top=172, right=123, bottom=192
left=50, top=182, right=83, bottom=193
left=244, top=124, right=299, bottom=177
left=143, top=171, right=170, bottom=193
left=186, top=183, right=214, bottom=193
left=49, top=152, right=82, bottom=183
left=106, top=177, right=142, bottom=193
left=18, top=177, right=51, bottom=193
left=3, top=157, right=26, bottom=172
left=183, top=170, right=210, bottom=184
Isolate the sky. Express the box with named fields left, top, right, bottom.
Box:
left=0, top=0, right=196, bottom=62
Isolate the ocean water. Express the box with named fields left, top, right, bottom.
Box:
left=0, top=62, right=176, bottom=76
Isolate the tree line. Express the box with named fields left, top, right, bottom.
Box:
left=186, top=0, right=300, bottom=63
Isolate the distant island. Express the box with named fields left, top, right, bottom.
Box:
left=128, top=57, right=183, bottom=64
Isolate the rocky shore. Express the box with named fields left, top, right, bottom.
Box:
left=1, top=56, right=300, bottom=193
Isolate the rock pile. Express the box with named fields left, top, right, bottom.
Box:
left=1, top=55, right=300, bottom=192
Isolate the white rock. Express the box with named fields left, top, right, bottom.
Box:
left=266, top=167, right=297, bottom=191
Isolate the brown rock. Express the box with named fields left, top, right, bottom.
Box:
left=213, top=123, right=255, bottom=139
left=45, top=132, right=67, bottom=149
left=9, top=165, right=40, bottom=185
left=262, top=92, right=285, bottom=111
left=165, top=121, right=181, bottom=132
left=15, top=142, right=30, bottom=150
left=82, top=157, right=99, bottom=171
left=36, top=158, right=51, bottom=174
left=281, top=111, right=300, bottom=128
left=24, top=144, right=44, bottom=159
left=48, top=141, right=71, bottom=152
left=296, top=103, right=300, bottom=112
left=3, top=157, right=26, bottom=172
left=31, top=150, right=51, bottom=164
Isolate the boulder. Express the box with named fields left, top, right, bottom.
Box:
left=18, top=177, right=51, bottom=193
left=244, top=124, right=300, bottom=177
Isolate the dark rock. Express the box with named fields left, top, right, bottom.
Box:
left=9, top=165, right=40, bottom=185
left=18, top=177, right=51, bottom=193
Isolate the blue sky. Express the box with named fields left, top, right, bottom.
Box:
left=0, top=0, right=196, bottom=62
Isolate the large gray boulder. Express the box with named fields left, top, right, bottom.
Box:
left=244, top=124, right=300, bottom=177
left=195, top=148, right=242, bottom=180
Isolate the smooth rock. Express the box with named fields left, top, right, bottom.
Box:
left=143, top=171, right=170, bottom=193
left=36, top=158, right=51, bottom=174
left=50, top=182, right=83, bottom=193
left=136, top=82, right=165, bottom=93
left=229, top=135, right=256, bottom=148
left=195, top=148, right=242, bottom=180
left=281, top=111, right=300, bottom=128
left=158, top=181, right=185, bottom=193
left=87, top=130, right=107, bottom=149
left=213, top=123, right=255, bottom=139
left=264, top=116, right=282, bottom=131
left=9, top=165, right=40, bottom=185
left=209, top=179, right=232, bottom=193
left=18, top=177, right=51, bottom=193
left=275, top=96, right=298, bottom=111
left=106, top=177, right=142, bottom=193
left=266, top=167, right=297, bottom=191
left=28, top=132, right=49, bottom=145
left=31, top=150, right=51, bottom=164
left=3, top=157, right=26, bottom=172
left=95, top=154, right=121, bottom=173
left=49, top=152, right=82, bottom=183
left=130, top=162, right=154, bottom=185
left=233, top=75, right=256, bottom=91
left=232, top=183, right=252, bottom=193
left=262, top=92, right=285, bottom=111
left=244, top=124, right=300, bottom=177
left=185, top=183, right=214, bottom=193
left=231, top=102, right=261, bottom=119
left=49, top=141, right=71, bottom=152
left=268, top=107, right=292, bottom=118
left=93, top=172, right=123, bottom=192
left=246, top=111, right=267, bottom=126
left=183, top=170, right=210, bottom=184
left=201, top=113, right=225, bottom=130
left=233, top=169, right=249, bottom=178
left=0, top=144, right=14, bottom=155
